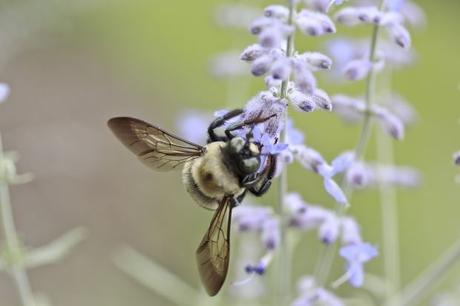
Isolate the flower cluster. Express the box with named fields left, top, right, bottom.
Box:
left=284, top=192, right=377, bottom=287
left=232, top=204, right=280, bottom=275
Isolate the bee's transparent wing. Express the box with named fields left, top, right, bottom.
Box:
left=108, top=117, right=205, bottom=171
left=196, top=197, right=233, bottom=296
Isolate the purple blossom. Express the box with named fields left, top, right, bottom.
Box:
left=339, top=242, right=378, bottom=287
left=345, top=162, right=421, bottom=188
left=296, top=10, right=336, bottom=36
left=374, top=107, right=405, bottom=140
left=240, top=44, right=267, bottom=62
left=242, top=90, right=287, bottom=137
left=264, top=5, right=289, bottom=20
left=298, top=52, right=333, bottom=71
left=245, top=252, right=273, bottom=275
left=261, top=217, right=281, bottom=250
left=387, top=23, right=412, bottom=49
left=340, top=217, right=362, bottom=245
left=323, top=178, right=348, bottom=205
left=233, top=205, right=273, bottom=232
left=346, top=161, right=372, bottom=188
left=343, top=59, right=372, bottom=81
left=319, top=214, right=340, bottom=244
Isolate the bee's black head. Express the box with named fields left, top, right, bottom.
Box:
left=227, top=135, right=261, bottom=175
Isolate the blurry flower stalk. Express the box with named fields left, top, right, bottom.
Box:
left=0, top=84, right=86, bottom=306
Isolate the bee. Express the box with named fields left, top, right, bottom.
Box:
left=107, top=109, right=277, bottom=296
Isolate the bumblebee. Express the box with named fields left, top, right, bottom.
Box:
left=108, top=109, right=277, bottom=296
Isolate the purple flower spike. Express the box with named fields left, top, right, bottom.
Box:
left=340, top=243, right=378, bottom=287
left=454, top=151, right=460, bottom=166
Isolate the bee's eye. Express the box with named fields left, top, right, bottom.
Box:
left=229, top=137, right=245, bottom=153
left=239, top=157, right=260, bottom=174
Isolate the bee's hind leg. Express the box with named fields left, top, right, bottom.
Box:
left=231, top=190, right=247, bottom=208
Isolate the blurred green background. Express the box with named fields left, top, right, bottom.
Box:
left=0, top=0, right=459, bottom=305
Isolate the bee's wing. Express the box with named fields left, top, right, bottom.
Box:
left=196, top=197, right=233, bottom=296
left=108, top=117, right=205, bottom=171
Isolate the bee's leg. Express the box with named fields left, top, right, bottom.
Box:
left=224, top=113, right=277, bottom=139
left=207, top=109, right=244, bottom=143
left=230, top=190, right=247, bottom=207
left=247, top=155, right=277, bottom=197
left=248, top=180, right=272, bottom=197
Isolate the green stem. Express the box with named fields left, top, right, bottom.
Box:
left=386, top=237, right=460, bottom=306
left=0, top=134, right=36, bottom=306
left=378, top=72, right=401, bottom=305
left=314, top=0, right=386, bottom=287
left=276, top=0, right=295, bottom=303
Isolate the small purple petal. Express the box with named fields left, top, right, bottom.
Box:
left=331, top=151, right=355, bottom=176
left=387, top=23, right=411, bottom=49
left=240, top=44, right=267, bottom=62
left=319, top=214, right=340, bottom=244
left=324, top=178, right=348, bottom=204
left=341, top=217, right=362, bottom=245
left=264, top=5, right=289, bottom=20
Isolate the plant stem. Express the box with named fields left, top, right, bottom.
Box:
left=377, top=72, right=401, bottom=305
left=315, top=0, right=386, bottom=287
left=386, top=237, right=460, bottom=306
left=0, top=134, right=36, bottom=306
left=276, top=0, right=295, bottom=303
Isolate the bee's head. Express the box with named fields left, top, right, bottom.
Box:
left=227, top=134, right=261, bottom=175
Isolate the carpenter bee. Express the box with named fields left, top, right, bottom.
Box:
left=108, top=109, right=277, bottom=296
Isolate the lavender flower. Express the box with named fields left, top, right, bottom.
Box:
left=339, top=243, right=378, bottom=287
left=345, top=162, right=421, bottom=188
